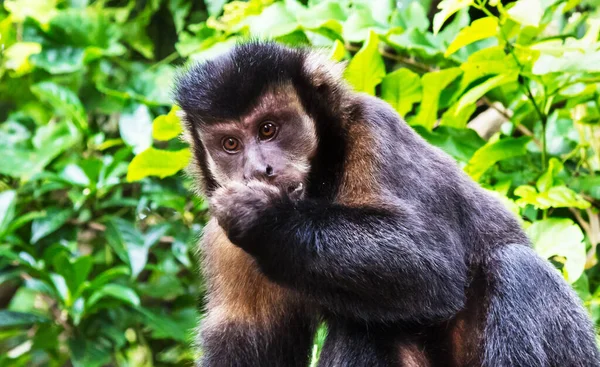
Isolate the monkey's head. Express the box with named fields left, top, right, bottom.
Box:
left=174, top=41, right=349, bottom=199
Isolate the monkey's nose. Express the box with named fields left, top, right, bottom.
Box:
left=243, top=164, right=275, bottom=181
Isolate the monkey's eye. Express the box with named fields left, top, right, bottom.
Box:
left=258, top=121, right=278, bottom=140
left=222, top=137, right=240, bottom=152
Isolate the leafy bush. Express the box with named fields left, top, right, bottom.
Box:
left=1, top=0, right=599, bottom=365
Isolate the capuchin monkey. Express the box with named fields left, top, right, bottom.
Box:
left=175, top=41, right=600, bottom=367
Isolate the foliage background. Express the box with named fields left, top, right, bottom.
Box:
left=1, top=0, right=599, bottom=365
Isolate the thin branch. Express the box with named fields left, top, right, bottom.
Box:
left=379, top=48, right=435, bottom=73
left=344, top=42, right=434, bottom=73
left=570, top=208, right=592, bottom=235
left=480, top=97, right=542, bottom=146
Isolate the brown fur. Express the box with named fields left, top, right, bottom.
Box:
left=336, top=121, right=380, bottom=206
left=446, top=275, right=486, bottom=366
left=397, top=343, right=432, bottom=367
left=200, top=219, right=303, bottom=325
left=335, top=114, right=392, bottom=210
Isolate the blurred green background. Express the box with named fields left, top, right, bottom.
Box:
left=1, top=0, right=599, bottom=365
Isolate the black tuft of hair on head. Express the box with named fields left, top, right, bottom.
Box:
left=174, top=40, right=313, bottom=124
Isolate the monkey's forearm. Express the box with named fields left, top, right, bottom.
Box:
left=228, top=201, right=467, bottom=323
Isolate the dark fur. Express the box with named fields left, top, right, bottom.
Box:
left=176, top=41, right=600, bottom=366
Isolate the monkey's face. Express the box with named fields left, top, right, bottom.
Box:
left=197, top=86, right=318, bottom=197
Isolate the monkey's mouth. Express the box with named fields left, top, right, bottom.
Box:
left=287, top=182, right=305, bottom=201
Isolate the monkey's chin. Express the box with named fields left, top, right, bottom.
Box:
left=287, top=182, right=305, bottom=201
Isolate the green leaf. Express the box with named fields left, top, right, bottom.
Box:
left=4, top=0, right=57, bottom=24
left=507, top=0, right=543, bottom=27
left=105, top=218, right=146, bottom=278
left=0, top=190, right=17, bottom=238
left=412, top=68, right=462, bottom=129
left=127, top=147, right=191, bottom=182
left=244, top=3, right=299, bottom=38
left=527, top=218, right=586, bottom=283
left=459, top=46, right=519, bottom=89
left=153, top=106, right=182, bottom=141
left=46, top=8, right=122, bottom=51
left=329, top=39, right=347, bottom=61
left=87, top=284, right=140, bottom=308
left=432, top=0, right=474, bottom=34
left=412, top=125, right=485, bottom=162
left=168, top=0, right=192, bottom=33
left=532, top=51, right=600, bottom=74
left=31, top=82, right=87, bottom=130
left=69, top=337, right=112, bottom=367
left=381, top=68, right=422, bottom=117
left=2, top=42, right=42, bottom=76
left=0, top=311, right=49, bottom=327
left=53, top=254, right=93, bottom=295
left=205, top=0, right=227, bottom=16
left=515, top=185, right=591, bottom=210
left=50, top=273, right=71, bottom=305
left=465, top=136, right=531, bottom=180
left=445, top=17, right=498, bottom=57
left=354, top=0, right=393, bottom=25
left=60, top=164, right=90, bottom=187
left=536, top=157, right=562, bottom=192
left=30, top=207, right=74, bottom=244
left=119, top=104, right=153, bottom=155
left=570, top=176, right=600, bottom=200
left=437, top=7, right=471, bottom=44
left=455, top=72, right=518, bottom=114
left=30, top=46, right=85, bottom=74
left=87, top=266, right=130, bottom=292
left=128, top=64, right=176, bottom=106
left=440, top=102, right=477, bottom=128
left=572, top=102, right=600, bottom=125
left=297, top=1, right=346, bottom=34
left=342, top=7, right=386, bottom=42
left=70, top=297, right=85, bottom=326
left=387, top=28, right=445, bottom=61
left=344, top=31, right=385, bottom=95
left=136, top=307, right=196, bottom=342
left=391, top=1, right=429, bottom=31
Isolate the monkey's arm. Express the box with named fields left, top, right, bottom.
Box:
left=213, top=185, right=467, bottom=323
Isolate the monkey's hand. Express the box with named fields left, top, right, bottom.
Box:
left=210, top=180, right=284, bottom=243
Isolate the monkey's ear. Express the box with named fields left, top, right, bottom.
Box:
left=176, top=108, right=194, bottom=146
left=303, top=51, right=347, bottom=88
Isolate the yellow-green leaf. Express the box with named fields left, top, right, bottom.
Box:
left=440, top=102, right=476, bottom=128
left=381, top=68, right=422, bottom=117
left=507, top=0, right=543, bottom=27
left=445, top=17, right=498, bottom=57
left=2, top=42, right=42, bottom=76
left=152, top=106, right=182, bottom=141
left=127, top=148, right=191, bottom=182
left=465, top=136, right=531, bottom=180
left=459, top=46, right=519, bottom=89
left=4, top=0, right=58, bottom=25
left=536, top=157, right=562, bottom=193
left=412, top=68, right=462, bottom=129
left=432, top=0, right=474, bottom=34
left=515, top=185, right=591, bottom=210
left=344, top=31, right=385, bottom=95
left=329, top=39, right=347, bottom=62
left=528, top=218, right=586, bottom=283
left=455, top=72, right=518, bottom=114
